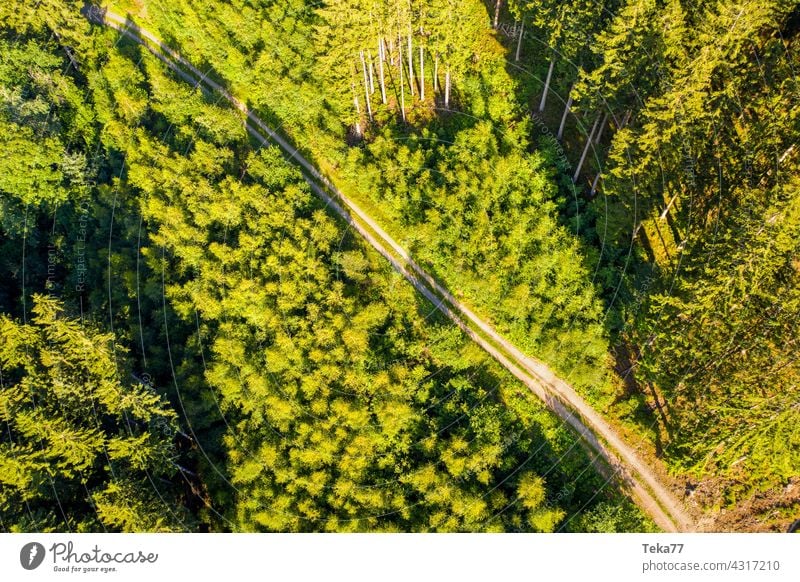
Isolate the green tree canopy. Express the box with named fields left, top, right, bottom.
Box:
left=0, top=295, right=188, bottom=532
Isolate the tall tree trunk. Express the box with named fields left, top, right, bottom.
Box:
left=493, top=0, right=503, bottom=28
left=398, top=36, right=406, bottom=121
left=352, top=82, right=362, bottom=136
left=620, top=109, right=632, bottom=129
left=360, top=50, right=372, bottom=121
left=407, top=28, right=415, bottom=96
left=389, top=38, right=394, bottom=66
left=590, top=172, right=602, bottom=196
left=539, top=54, right=555, bottom=113
left=367, top=50, right=375, bottom=94
left=419, top=41, right=425, bottom=100
left=779, top=144, right=795, bottom=165
left=434, top=55, right=439, bottom=94
left=378, top=38, right=387, bottom=105
left=515, top=19, right=524, bottom=62
left=445, top=66, right=451, bottom=109
left=557, top=83, right=574, bottom=140
left=573, top=114, right=600, bottom=183
left=594, top=112, right=609, bottom=144
left=659, top=192, right=679, bottom=220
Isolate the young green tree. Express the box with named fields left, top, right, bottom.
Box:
left=0, top=295, right=188, bottom=532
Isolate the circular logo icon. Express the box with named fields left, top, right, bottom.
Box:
left=20, top=542, right=46, bottom=570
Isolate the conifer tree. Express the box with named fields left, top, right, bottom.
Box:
left=0, top=295, right=188, bottom=532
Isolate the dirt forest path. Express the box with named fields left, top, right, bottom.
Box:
left=83, top=4, right=695, bottom=533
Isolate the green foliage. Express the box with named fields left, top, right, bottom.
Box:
left=19, top=0, right=800, bottom=534
left=0, top=22, right=635, bottom=532
left=0, top=35, right=96, bottom=235
left=104, top=58, right=583, bottom=530
left=92, top=2, right=611, bottom=401
left=559, top=0, right=800, bottom=518
left=0, top=295, right=188, bottom=532
left=633, top=183, right=800, bottom=493
left=571, top=500, right=659, bottom=533
left=340, top=123, right=610, bottom=390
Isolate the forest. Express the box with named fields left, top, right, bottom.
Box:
left=0, top=0, right=797, bottom=533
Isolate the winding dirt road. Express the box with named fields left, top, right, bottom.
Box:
left=84, top=5, right=694, bottom=533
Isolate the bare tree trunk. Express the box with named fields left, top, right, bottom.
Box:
left=573, top=114, right=600, bottom=183
left=352, top=83, right=362, bottom=136
left=594, top=112, right=609, bottom=144
left=434, top=55, right=439, bottom=94
left=660, top=192, right=679, bottom=220
left=368, top=50, right=375, bottom=94
left=389, top=38, right=394, bottom=66
left=620, top=109, right=632, bottom=129
left=515, top=19, right=524, bottom=62
left=557, top=83, right=574, bottom=140
left=407, top=28, right=415, bottom=96
left=398, top=36, right=406, bottom=121
left=419, top=43, right=425, bottom=100
left=378, top=38, right=387, bottom=105
left=779, top=144, right=795, bottom=165
left=539, top=54, right=555, bottom=112
left=590, top=172, right=602, bottom=196
left=360, top=50, right=373, bottom=121
left=493, top=0, right=503, bottom=28
left=445, top=66, right=451, bottom=109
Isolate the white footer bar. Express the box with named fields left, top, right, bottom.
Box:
left=1, top=533, right=797, bottom=581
